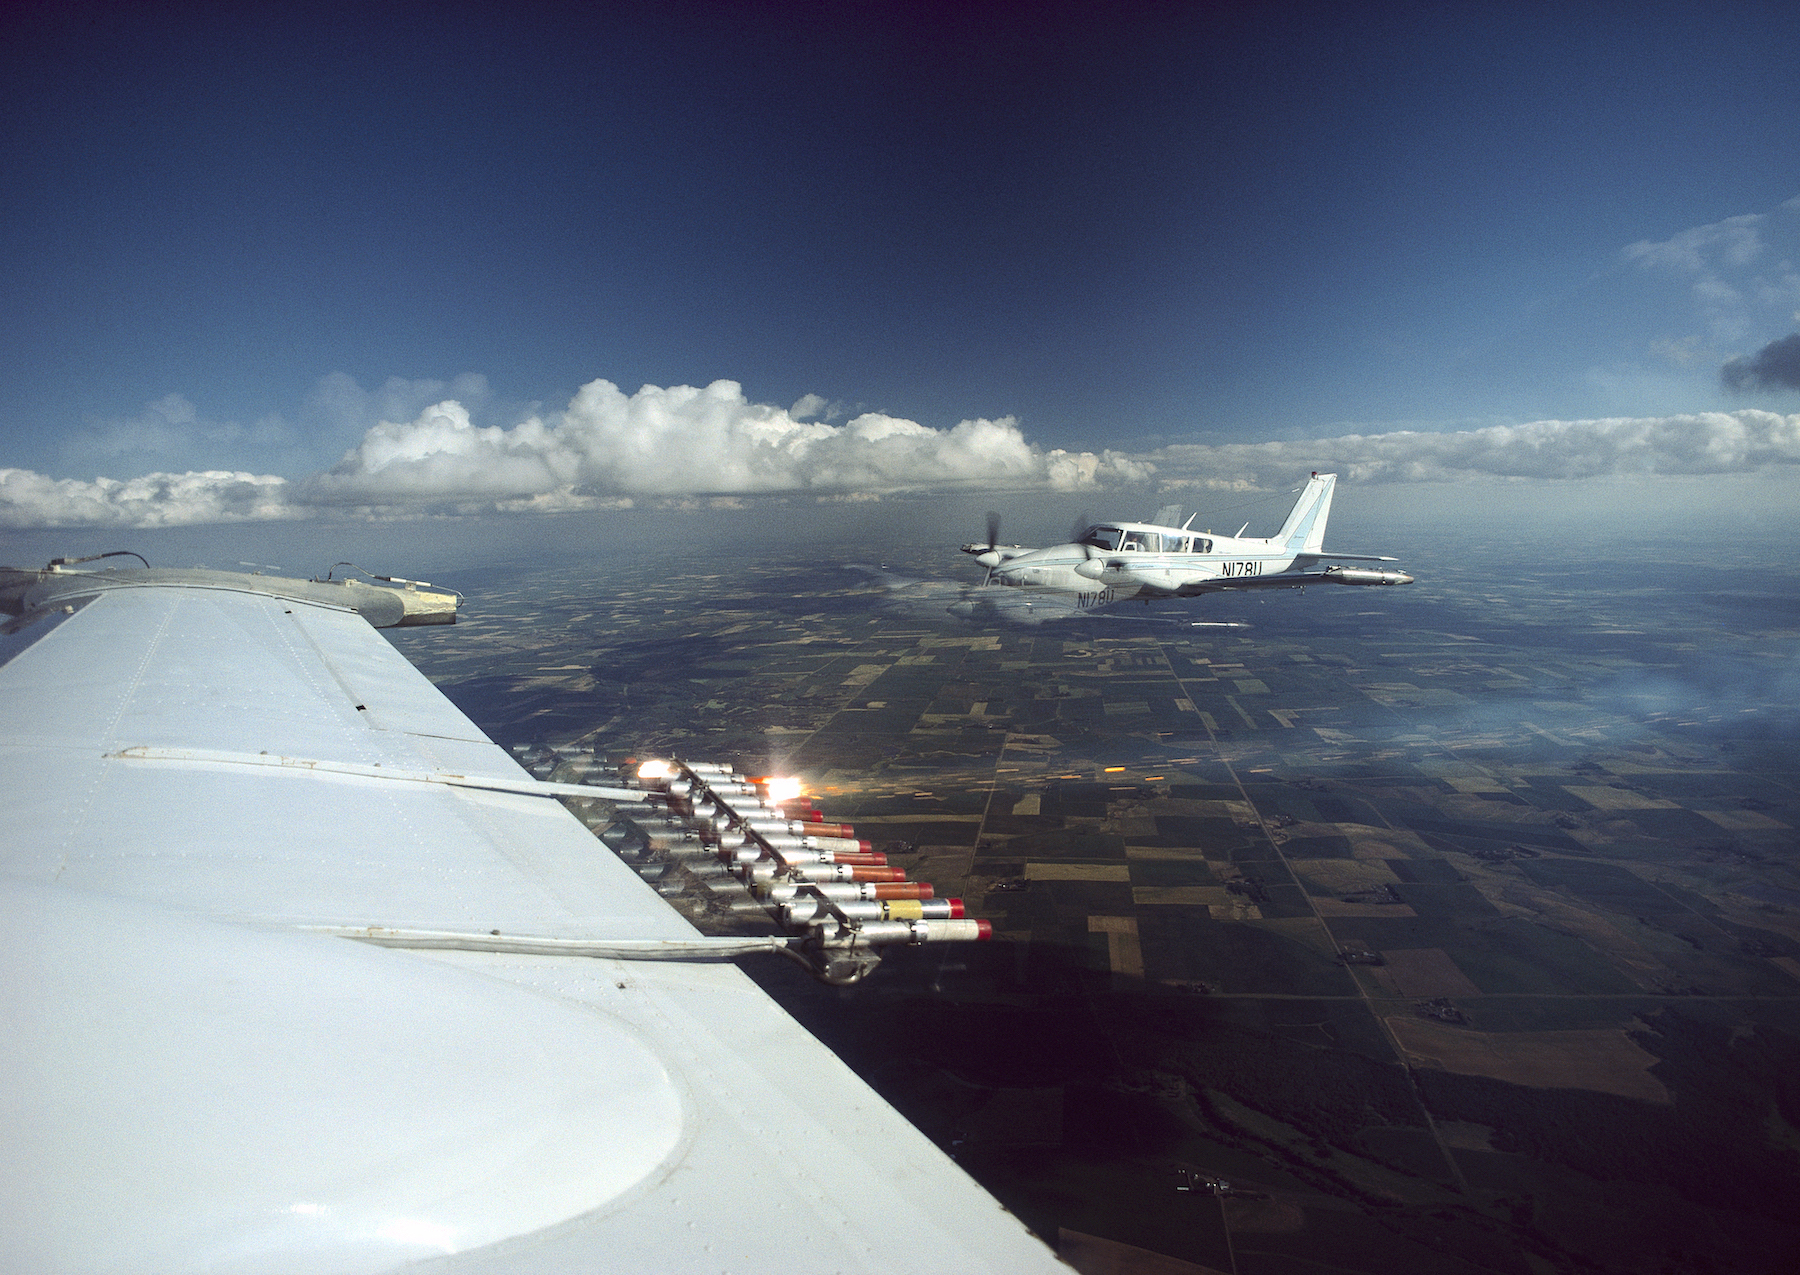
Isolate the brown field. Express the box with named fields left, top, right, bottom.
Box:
left=1026, top=862, right=1132, bottom=881
left=1287, top=858, right=1399, bottom=893
left=1384, top=1017, right=1671, bottom=1103
left=1562, top=785, right=1681, bottom=811
left=1132, top=885, right=1232, bottom=906
left=1311, top=899, right=1420, bottom=917
left=1372, top=947, right=1483, bottom=997
left=1222, top=1197, right=1308, bottom=1233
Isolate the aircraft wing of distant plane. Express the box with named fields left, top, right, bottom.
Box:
left=0, top=566, right=1064, bottom=1273
left=847, top=564, right=1242, bottom=627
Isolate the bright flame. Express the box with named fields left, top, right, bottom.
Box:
left=636, top=759, right=672, bottom=781
left=764, top=775, right=803, bottom=802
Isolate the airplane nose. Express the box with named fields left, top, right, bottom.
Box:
left=1396, top=572, right=1414, bottom=585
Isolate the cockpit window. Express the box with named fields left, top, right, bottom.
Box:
left=1120, top=531, right=1161, bottom=553
left=1077, top=526, right=1122, bottom=551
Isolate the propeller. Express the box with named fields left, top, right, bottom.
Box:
left=973, top=511, right=1004, bottom=575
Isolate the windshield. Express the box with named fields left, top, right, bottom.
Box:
left=1077, top=526, right=1122, bottom=551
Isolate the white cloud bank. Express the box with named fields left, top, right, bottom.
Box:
left=1152, top=409, right=1800, bottom=489
left=5, top=378, right=1799, bottom=529
left=0, top=468, right=297, bottom=529
left=298, top=379, right=1149, bottom=507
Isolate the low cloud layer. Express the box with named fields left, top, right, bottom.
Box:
left=1722, top=333, right=1800, bottom=393
left=6, top=385, right=1800, bottom=528
left=1152, top=410, right=1800, bottom=489
left=0, top=468, right=297, bottom=529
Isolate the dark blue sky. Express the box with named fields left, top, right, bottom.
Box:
left=4, top=0, right=1799, bottom=486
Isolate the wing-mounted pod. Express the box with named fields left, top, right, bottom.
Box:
left=1321, top=565, right=1414, bottom=586
left=628, top=758, right=992, bottom=985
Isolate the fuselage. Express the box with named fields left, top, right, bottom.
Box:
left=986, top=521, right=1297, bottom=606
left=956, top=474, right=1411, bottom=620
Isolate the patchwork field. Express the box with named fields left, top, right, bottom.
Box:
left=393, top=532, right=1800, bottom=1275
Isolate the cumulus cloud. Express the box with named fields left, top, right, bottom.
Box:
left=1624, top=211, right=1769, bottom=274
left=790, top=393, right=835, bottom=421
left=1150, top=410, right=1800, bottom=489
left=60, top=393, right=294, bottom=470
left=1721, top=333, right=1800, bottom=393
left=300, top=378, right=1150, bottom=509
left=1624, top=196, right=1800, bottom=350
left=0, top=468, right=298, bottom=529
left=301, top=371, right=493, bottom=450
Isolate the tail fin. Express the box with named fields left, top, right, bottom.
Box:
left=1272, top=472, right=1336, bottom=554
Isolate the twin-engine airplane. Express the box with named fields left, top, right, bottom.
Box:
left=955, top=471, right=1411, bottom=624
left=0, top=557, right=1063, bottom=1273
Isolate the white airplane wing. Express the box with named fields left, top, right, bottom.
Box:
left=0, top=566, right=1064, bottom=1274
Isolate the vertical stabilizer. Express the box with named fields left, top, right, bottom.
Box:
left=1273, top=473, right=1336, bottom=554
